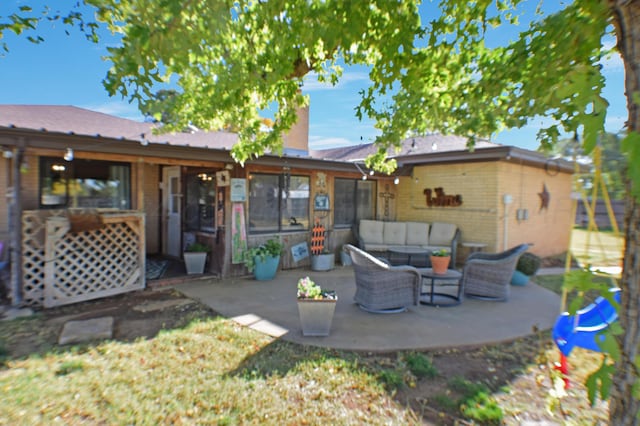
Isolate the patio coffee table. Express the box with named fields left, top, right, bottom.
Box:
left=387, top=246, right=430, bottom=267
left=417, top=268, right=463, bottom=307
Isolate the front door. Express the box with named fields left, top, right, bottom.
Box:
left=162, top=166, right=182, bottom=257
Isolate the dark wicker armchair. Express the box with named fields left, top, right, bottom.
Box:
left=345, top=244, right=421, bottom=313
left=462, top=244, right=529, bottom=301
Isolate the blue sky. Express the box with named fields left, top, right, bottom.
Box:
left=0, top=2, right=627, bottom=152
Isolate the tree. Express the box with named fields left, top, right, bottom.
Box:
left=542, top=133, right=628, bottom=200
left=3, top=0, right=640, bottom=422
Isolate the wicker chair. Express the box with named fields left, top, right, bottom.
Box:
left=345, top=244, right=421, bottom=313
left=462, top=244, right=529, bottom=301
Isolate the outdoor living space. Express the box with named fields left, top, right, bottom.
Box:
left=0, top=230, right=616, bottom=424
left=176, top=266, right=561, bottom=352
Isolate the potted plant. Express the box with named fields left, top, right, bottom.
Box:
left=183, top=242, right=211, bottom=275
left=311, top=248, right=335, bottom=271
left=296, top=276, right=337, bottom=336
left=243, top=239, right=283, bottom=281
left=511, top=252, right=542, bottom=286
left=340, top=245, right=352, bottom=266
left=430, top=248, right=451, bottom=274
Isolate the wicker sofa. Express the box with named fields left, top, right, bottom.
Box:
left=356, top=220, right=460, bottom=267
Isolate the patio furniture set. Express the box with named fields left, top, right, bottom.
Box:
left=345, top=243, right=529, bottom=313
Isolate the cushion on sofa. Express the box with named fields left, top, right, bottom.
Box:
left=429, top=222, right=457, bottom=246
left=405, top=222, right=430, bottom=246
left=359, top=220, right=384, bottom=245
left=383, top=222, right=407, bottom=246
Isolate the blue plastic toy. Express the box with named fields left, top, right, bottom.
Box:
left=552, top=288, right=621, bottom=356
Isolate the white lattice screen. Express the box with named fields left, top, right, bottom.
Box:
left=22, top=209, right=145, bottom=307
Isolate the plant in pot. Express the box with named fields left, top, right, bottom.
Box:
left=430, top=249, right=451, bottom=274
left=311, top=247, right=335, bottom=271
left=296, top=276, right=337, bottom=336
left=511, top=252, right=542, bottom=286
left=243, top=239, right=284, bottom=281
left=183, top=242, right=211, bottom=275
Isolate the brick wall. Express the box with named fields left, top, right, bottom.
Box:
left=394, top=160, right=573, bottom=258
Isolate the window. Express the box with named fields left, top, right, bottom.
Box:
left=39, top=157, right=131, bottom=209
left=334, top=178, right=375, bottom=227
left=248, top=173, right=310, bottom=233
left=185, top=172, right=216, bottom=233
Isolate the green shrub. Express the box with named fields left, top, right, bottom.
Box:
left=460, top=391, right=503, bottom=424
left=378, top=368, right=404, bottom=390
left=404, top=352, right=438, bottom=378
left=516, top=252, right=542, bottom=276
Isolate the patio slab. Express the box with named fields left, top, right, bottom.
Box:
left=177, top=266, right=561, bottom=352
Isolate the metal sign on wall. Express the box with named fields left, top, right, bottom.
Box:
left=423, top=187, right=463, bottom=207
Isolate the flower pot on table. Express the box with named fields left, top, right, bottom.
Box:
left=430, top=255, right=451, bottom=275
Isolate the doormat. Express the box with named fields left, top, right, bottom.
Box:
left=146, top=259, right=168, bottom=281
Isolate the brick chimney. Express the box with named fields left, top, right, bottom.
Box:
left=282, top=103, right=309, bottom=156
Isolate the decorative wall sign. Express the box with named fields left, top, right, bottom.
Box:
left=423, top=187, right=463, bottom=207
left=538, top=184, right=550, bottom=211
left=291, top=242, right=310, bottom=262
left=314, top=193, right=330, bottom=211
left=230, top=178, right=246, bottom=202
left=216, top=170, right=230, bottom=186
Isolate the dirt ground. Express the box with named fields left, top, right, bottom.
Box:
left=1, top=274, right=607, bottom=424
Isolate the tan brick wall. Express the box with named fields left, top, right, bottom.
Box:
left=396, top=162, right=500, bottom=252
left=497, top=161, right=573, bottom=258
left=394, top=160, right=573, bottom=258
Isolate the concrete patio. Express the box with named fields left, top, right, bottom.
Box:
left=177, top=265, right=562, bottom=352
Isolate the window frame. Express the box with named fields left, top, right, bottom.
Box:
left=333, top=177, right=376, bottom=228
left=38, top=156, right=131, bottom=210
left=248, top=172, right=310, bottom=234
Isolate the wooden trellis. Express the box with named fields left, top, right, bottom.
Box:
left=21, top=209, right=145, bottom=307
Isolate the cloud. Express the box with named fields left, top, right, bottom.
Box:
left=309, top=135, right=359, bottom=150
left=600, top=39, right=624, bottom=73
left=303, top=70, right=370, bottom=91
left=83, top=101, right=144, bottom=121
left=605, top=115, right=627, bottom=133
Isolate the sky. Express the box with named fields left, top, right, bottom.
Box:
left=0, top=2, right=628, bottom=152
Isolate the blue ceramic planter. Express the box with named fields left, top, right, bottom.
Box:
left=511, top=270, right=530, bottom=286
left=253, top=255, right=280, bottom=281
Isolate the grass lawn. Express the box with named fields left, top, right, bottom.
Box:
left=0, top=229, right=620, bottom=425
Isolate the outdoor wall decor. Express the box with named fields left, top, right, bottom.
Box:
left=379, top=184, right=396, bottom=220
left=314, top=193, right=330, bottom=211
left=230, top=178, right=246, bottom=202
left=423, top=187, right=463, bottom=207
left=538, top=183, right=550, bottom=211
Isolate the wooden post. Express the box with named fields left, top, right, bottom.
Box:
left=9, top=144, right=24, bottom=306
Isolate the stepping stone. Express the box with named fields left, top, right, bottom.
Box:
left=59, top=316, right=114, bottom=345
left=1, top=307, right=34, bottom=321
left=132, top=298, right=194, bottom=313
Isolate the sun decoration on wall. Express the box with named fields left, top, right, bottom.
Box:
left=538, top=184, right=550, bottom=211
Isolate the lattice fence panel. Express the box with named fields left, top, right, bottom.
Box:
left=22, top=209, right=145, bottom=307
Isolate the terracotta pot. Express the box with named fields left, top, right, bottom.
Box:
left=430, top=255, right=450, bottom=274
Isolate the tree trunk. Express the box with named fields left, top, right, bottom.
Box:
left=608, top=0, right=640, bottom=423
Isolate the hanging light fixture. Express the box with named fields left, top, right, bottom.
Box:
left=64, top=148, right=74, bottom=161
left=394, top=177, right=400, bottom=185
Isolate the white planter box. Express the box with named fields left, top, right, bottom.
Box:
left=184, top=252, right=207, bottom=275
left=297, top=297, right=337, bottom=336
